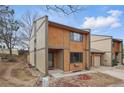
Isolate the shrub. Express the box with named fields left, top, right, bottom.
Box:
left=112, top=59, right=117, bottom=66
left=7, top=56, right=17, bottom=62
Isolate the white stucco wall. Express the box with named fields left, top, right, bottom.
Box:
left=91, top=35, right=112, bottom=66
left=29, top=16, right=48, bottom=75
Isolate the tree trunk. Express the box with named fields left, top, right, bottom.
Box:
left=9, top=48, right=12, bottom=55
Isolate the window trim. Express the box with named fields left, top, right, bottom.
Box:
left=70, top=52, right=83, bottom=63
left=70, top=32, right=83, bottom=42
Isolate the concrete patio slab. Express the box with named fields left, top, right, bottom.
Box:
left=92, top=66, right=124, bottom=80
left=49, top=70, right=95, bottom=78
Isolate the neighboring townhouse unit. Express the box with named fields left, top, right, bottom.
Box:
left=30, top=16, right=90, bottom=75
left=91, top=35, right=123, bottom=67
left=91, top=48, right=105, bottom=67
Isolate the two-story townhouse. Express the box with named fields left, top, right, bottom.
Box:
left=91, top=35, right=123, bottom=67
left=29, top=16, right=90, bottom=76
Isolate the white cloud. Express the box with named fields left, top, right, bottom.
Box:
left=81, top=10, right=123, bottom=29
left=107, top=10, right=123, bottom=17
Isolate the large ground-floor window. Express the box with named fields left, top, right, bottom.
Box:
left=70, top=52, right=83, bottom=63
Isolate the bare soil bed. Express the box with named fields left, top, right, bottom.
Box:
left=0, top=60, right=38, bottom=87
left=49, top=72, right=122, bottom=87
left=11, top=68, right=36, bottom=81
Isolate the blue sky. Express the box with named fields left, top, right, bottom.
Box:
left=11, top=5, right=124, bottom=42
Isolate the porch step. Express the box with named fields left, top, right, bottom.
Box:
left=50, top=73, right=64, bottom=78
left=49, top=69, right=64, bottom=78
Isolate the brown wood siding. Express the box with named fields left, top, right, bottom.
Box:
left=64, top=49, right=70, bottom=71
left=48, top=25, right=89, bottom=72
left=70, top=63, right=84, bottom=71
left=112, top=41, right=120, bottom=53
left=48, top=25, right=64, bottom=48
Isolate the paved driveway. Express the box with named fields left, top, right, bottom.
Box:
left=92, top=65, right=124, bottom=87
left=92, top=66, right=124, bottom=80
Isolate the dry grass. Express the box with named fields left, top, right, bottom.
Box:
left=0, top=57, right=37, bottom=87
left=0, top=78, right=24, bottom=87
left=11, top=68, right=36, bottom=81
left=0, top=62, right=15, bottom=76
left=49, top=72, right=122, bottom=87
left=11, top=60, right=36, bottom=81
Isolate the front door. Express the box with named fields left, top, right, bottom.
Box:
left=94, top=56, right=101, bottom=67
left=48, top=52, right=54, bottom=69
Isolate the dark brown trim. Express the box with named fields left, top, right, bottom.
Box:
left=91, top=37, right=112, bottom=43
left=113, top=38, right=123, bottom=42
left=91, top=34, right=112, bottom=37
left=91, top=52, right=105, bottom=54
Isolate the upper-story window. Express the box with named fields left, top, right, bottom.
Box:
left=70, top=32, right=83, bottom=41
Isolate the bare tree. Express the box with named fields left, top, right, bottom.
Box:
left=42, top=5, right=84, bottom=15
left=20, top=5, right=85, bottom=50
left=19, top=11, right=40, bottom=50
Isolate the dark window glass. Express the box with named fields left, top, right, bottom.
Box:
left=70, top=32, right=83, bottom=41
left=70, top=52, right=83, bottom=63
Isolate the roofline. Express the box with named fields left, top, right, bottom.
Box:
left=91, top=34, right=112, bottom=38
left=91, top=34, right=123, bottom=42
left=91, top=52, right=105, bottom=54
left=33, top=15, right=90, bottom=34
left=48, top=21, right=90, bottom=34
left=34, top=15, right=48, bottom=23
left=112, top=38, right=123, bottom=42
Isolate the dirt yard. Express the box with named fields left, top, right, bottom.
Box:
left=0, top=59, right=38, bottom=87
left=49, top=72, right=122, bottom=87
left=0, top=55, right=123, bottom=87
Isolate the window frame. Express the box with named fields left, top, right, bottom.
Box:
left=70, top=32, right=83, bottom=42
left=70, top=52, right=83, bottom=63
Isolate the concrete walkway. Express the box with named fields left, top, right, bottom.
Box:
left=108, top=81, right=124, bottom=87
left=92, top=66, right=124, bottom=80
left=49, top=66, right=124, bottom=79
left=50, top=70, right=95, bottom=78
left=99, top=69, right=124, bottom=80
